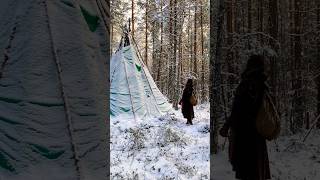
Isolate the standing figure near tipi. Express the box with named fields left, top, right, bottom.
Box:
left=179, top=79, right=196, bottom=125
left=219, top=55, right=271, bottom=180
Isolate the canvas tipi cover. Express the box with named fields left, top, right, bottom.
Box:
left=110, top=32, right=171, bottom=120
left=0, top=0, right=108, bottom=179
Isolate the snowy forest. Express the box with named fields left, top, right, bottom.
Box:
left=1, top=0, right=319, bottom=179
left=110, top=0, right=210, bottom=179
left=111, top=0, right=210, bottom=106
left=210, top=0, right=320, bottom=179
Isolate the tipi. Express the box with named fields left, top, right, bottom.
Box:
left=110, top=30, right=171, bottom=120
left=0, top=0, right=108, bottom=179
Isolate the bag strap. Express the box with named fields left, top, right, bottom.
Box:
left=191, top=91, right=197, bottom=99
left=264, top=86, right=281, bottom=121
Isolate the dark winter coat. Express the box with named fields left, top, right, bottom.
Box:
left=225, top=69, right=271, bottom=180
left=179, top=87, right=194, bottom=120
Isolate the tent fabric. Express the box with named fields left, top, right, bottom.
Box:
left=80, top=5, right=100, bottom=32
left=110, top=33, right=171, bottom=120
left=0, top=0, right=109, bottom=179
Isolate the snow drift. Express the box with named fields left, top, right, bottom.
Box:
left=111, top=104, right=210, bottom=179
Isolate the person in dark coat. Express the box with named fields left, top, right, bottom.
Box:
left=220, top=55, right=271, bottom=180
left=179, top=79, right=195, bottom=125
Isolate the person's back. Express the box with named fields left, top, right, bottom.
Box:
left=179, top=79, right=195, bottom=125
left=220, top=55, right=271, bottom=180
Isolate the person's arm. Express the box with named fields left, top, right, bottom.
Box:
left=220, top=97, right=239, bottom=137
left=179, top=89, right=186, bottom=105
left=220, top=83, right=246, bottom=137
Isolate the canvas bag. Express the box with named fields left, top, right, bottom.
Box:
left=189, top=94, right=198, bottom=106
left=256, top=90, right=281, bottom=140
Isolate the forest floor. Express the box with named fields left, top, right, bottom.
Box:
left=110, top=104, right=210, bottom=180
left=212, top=129, right=320, bottom=180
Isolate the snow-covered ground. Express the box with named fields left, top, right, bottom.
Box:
left=111, top=102, right=320, bottom=180
left=111, top=104, right=210, bottom=179
left=212, top=130, right=320, bottom=180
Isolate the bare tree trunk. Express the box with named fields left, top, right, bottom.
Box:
left=151, top=19, right=160, bottom=81
left=210, top=0, right=225, bottom=156
left=178, top=29, right=183, bottom=102
left=168, top=0, right=173, bottom=100
left=258, top=0, right=264, bottom=43
left=152, top=26, right=155, bottom=77
left=291, top=0, right=304, bottom=132
left=173, top=0, right=179, bottom=109
left=317, top=78, right=320, bottom=128
left=226, top=0, right=235, bottom=115
left=269, top=0, right=279, bottom=108
left=131, top=0, right=134, bottom=37
left=193, top=0, right=198, bottom=93
left=188, top=7, right=192, bottom=73
left=200, top=0, right=206, bottom=103
left=145, top=0, right=148, bottom=67
left=157, top=0, right=163, bottom=89
left=317, top=0, right=320, bottom=128
left=111, top=24, right=114, bottom=54
left=247, top=0, right=252, bottom=49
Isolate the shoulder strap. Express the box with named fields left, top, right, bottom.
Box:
left=265, top=88, right=281, bottom=122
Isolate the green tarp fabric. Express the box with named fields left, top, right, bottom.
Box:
left=0, top=0, right=109, bottom=178
left=110, top=37, right=172, bottom=119
left=61, top=0, right=75, bottom=8
left=80, top=6, right=99, bottom=32
left=0, top=152, right=15, bottom=172
left=61, top=1, right=99, bottom=32
left=30, top=144, right=65, bottom=160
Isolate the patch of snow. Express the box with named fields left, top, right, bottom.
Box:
left=211, top=130, right=320, bottom=180
left=111, top=104, right=210, bottom=179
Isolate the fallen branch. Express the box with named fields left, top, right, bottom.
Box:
left=302, top=114, right=320, bottom=142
